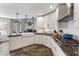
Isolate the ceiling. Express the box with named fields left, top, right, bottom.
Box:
left=0, top=3, right=57, bottom=19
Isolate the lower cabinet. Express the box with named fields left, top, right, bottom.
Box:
left=50, top=38, right=66, bottom=56
left=9, top=37, right=22, bottom=51
left=9, top=34, right=66, bottom=56
left=35, top=35, right=44, bottom=44
left=43, top=36, right=51, bottom=48
left=22, top=36, right=34, bottom=47
left=9, top=35, right=34, bottom=51
left=14, top=37, right=22, bottom=50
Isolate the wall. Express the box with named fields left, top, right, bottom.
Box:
left=73, top=3, right=79, bottom=41
left=22, top=17, right=36, bottom=32
left=25, top=18, right=34, bottom=30
left=74, top=4, right=79, bottom=28
left=74, top=3, right=79, bottom=53
left=0, top=17, right=10, bottom=35
left=58, top=15, right=74, bottom=29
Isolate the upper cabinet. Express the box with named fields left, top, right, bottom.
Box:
left=37, top=17, right=44, bottom=29
left=43, top=12, right=57, bottom=29
left=36, top=11, right=58, bottom=33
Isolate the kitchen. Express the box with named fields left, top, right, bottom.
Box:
left=0, top=3, right=79, bottom=56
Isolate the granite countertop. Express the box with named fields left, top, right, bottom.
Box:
left=52, top=37, right=79, bottom=56
left=8, top=33, right=35, bottom=37
left=8, top=34, right=22, bottom=37
left=35, top=33, right=52, bottom=36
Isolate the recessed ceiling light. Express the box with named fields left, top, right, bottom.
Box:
left=50, top=5, right=53, bottom=9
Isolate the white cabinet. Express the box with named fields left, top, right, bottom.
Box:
left=50, top=37, right=66, bottom=56
left=9, top=36, right=22, bottom=51
left=22, top=36, right=34, bottom=47
left=35, top=35, right=66, bottom=56
left=9, top=36, right=34, bottom=51
left=43, top=36, right=51, bottom=48
left=9, top=37, right=15, bottom=51
left=35, top=35, right=44, bottom=44
left=14, top=37, right=22, bottom=50
left=37, top=17, right=44, bottom=29
left=36, top=17, right=44, bottom=33
left=43, top=12, right=57, bottom=30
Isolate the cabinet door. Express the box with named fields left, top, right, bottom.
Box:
left=35, top=35, right=44, bottom=44
left=50, top=38, right=66, bottom=56
left=37, top=17, right=44, bottom=29
left=9, top=37, right=22, bottom=51
left=43, top=36, right=51, bottom=48
left=22, top=36, right=34, bottom=47
left=14, top=37, right=22, bottom=49
left=9, top=37, right=15, bottom=51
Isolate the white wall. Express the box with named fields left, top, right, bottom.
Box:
left=74, top=4, right=79, bottom=28
left=25, top=18, right=34, bottom=30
